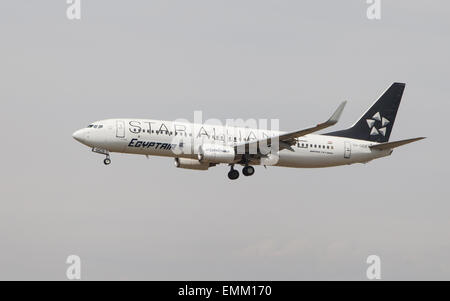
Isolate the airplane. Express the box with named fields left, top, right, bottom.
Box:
left=72, top=83, right=425, bottom=180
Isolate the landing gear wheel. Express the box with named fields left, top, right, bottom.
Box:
left=242, top=165, right=255, bottom=176
left=104, top=158, right=111, bottom=165
left=228, top=169, right=239, bottom=180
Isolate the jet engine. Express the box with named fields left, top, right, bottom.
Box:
left=198, top=144, right=236, bottom=164
left=174, top=158, right=210, bottom=170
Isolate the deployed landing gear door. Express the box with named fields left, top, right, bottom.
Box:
left=116, top=120, right=125, bottom=138
left=344, top=141, right=351, bottom=159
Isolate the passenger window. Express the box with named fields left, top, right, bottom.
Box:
left=98, top=125, right=103, bottom=129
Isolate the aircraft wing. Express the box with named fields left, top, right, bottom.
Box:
left=234, top=101, right=346, bottom=155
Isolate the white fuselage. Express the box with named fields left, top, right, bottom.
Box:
left=72, top=118, right=392, bottom=168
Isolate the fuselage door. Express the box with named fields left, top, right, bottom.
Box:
left=344, top=141, right=351, bottom=159
left=116, top=120, right=125, bottom=138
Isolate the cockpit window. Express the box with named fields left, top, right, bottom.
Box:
left=87, top=124, right=104, bottom=129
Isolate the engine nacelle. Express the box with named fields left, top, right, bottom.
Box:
left=198, top=144, right=236, bottom=164
left=174, top=158, right=210, bottom=170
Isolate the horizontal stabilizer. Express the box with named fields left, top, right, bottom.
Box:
left=369, top=137, right=425, bottom=150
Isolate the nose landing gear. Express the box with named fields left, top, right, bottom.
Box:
left=92, top=147, right=111, bottom=165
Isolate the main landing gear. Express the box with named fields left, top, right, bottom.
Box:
left=92, top=148, right=111, bottom=165
left=228, top=166, right=239, bottom=180
left=242, top=165, right=255, bottom=176
left=227, top=165, right=255, bottom=180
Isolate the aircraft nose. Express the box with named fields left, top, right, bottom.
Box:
left=72, top=129, right=85, bottom=143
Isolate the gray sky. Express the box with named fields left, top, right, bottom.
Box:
left=0, top=0, right=448, bottom=280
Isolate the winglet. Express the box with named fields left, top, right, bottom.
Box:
left=326, top=101, right=347, bottom=125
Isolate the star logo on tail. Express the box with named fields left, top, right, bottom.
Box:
left=366, top=112, right=390, bottom=136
